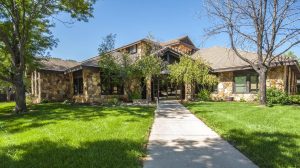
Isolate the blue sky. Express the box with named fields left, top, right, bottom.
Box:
left=50, top=0, right=300, bottom=61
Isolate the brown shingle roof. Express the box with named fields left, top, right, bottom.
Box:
left=39, top=58, right=80, bottom=72
left=192, top=46, right=299, bottom=72
left=192, top=46, right=258, bottom=71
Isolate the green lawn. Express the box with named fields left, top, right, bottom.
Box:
left=0, top=102, right=154, bottom=168
left=185, top=102, right=300, bottom=168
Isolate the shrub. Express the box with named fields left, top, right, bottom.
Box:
left=105, top=98, right=120, bottom=106
left=290, top=95, right=300, bottom=104
left=62, top=100, right=72, bottom=105
left=129, top=90, right=142, bottom=100
left=266, top=88, right=291, bottom=105
left=239, top=98, right=246, bottom=102
left=197, top=89, right=211, bottom=101
left=41, top=99, right=49, bottom=104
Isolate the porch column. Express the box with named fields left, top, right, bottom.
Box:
left=185, top=84, right=192, bottom=101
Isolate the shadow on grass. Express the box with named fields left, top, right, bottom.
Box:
left=0, top=103, right=154, bottom=134
left=225, top=129, right=300, bottom=168
left=0, top=139, right=145, bottom=168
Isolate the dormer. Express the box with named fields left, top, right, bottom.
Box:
left=160, top=36, right=198, bottom=55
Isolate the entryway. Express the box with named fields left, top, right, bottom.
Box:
left=151, top=76, right=185, bottom=100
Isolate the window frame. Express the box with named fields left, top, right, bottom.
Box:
left=233, top=71, right=259, bottom=94
left=128, top=44, right=137, bottom=54
left=73, top=70, right=83, bottom=95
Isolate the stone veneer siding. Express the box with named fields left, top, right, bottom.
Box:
left=72, top=68, right=128, bottom=103
left=211, top=66, right=297, bottom=101
left=31, top=70, right=72, bottom=103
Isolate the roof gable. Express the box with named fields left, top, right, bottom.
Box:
left=160, top=36, right=197, bottom=48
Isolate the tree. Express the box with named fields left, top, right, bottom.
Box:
left=134, top=54, right=162, bottom=101
left=98, top=34, right=163, bottom=101
left=284, top=51, right=299, bottom=64
left=168, top=55, right=218, bottom=100
left=205, top=0, right=300, bottom=105
left=0, top=0, right=95, bottom=113
left=0, top=0, right=96, bottom=113
left=98, top=34, right=139, bottom=100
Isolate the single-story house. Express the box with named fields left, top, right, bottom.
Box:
left=30, top=36, right=300, bottom=103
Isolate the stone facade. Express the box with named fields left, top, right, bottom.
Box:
left=266, top=66, right=285, bottom=91
left=31, top=70, right=72, bottom=103
left=211, top=66, right=298, bottom=102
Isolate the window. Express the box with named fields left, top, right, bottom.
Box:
left=212, top=84, right=218, bottom=93
left=128, top=45, right=137, bottom=54
left=234, top=76, right=247, bottom=93
left=100, top=72, right=124, bottom=95
left=234, top=72, right=259, bottom=93
left=250, top=75, right=259, bottom=92
left=73, top=70, right=83, bottom=95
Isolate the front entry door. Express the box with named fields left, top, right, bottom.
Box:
left=151, top=76, right=184, bottom=100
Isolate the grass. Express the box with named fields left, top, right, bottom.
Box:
left=0, top=102, right=155, bottom=168
left=185, top=101, right=300, bottom=168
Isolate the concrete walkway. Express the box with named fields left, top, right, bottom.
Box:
left=143, top=100, right=257, bottom=168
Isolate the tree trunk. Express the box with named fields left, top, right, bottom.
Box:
left=259, top=70, right=267, bottom=105
left=5, top=87, right=11, bottom=101
left=14, top=73, right=27, bottom=113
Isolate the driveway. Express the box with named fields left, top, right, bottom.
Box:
left=143, top=100, right=257, bottom=168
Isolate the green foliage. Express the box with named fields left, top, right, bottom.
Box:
left=168, top=55, right=218, bottom=86
left=134, top=55, right=162, bottom=81
left=284, top=51, right=300, bottom=65
left=239, top=98, right=246, bottom=102
left=290, top=95, right=300, bottom=104
left=41, top=99, right=49, bottom=104
left=129, top=90, right=142, bottom=100
left=62, top=100, right=73, bottom=105
left=266, top=88, right=291, bottom=106
left=98, top=34, right=117, bottom=56
left=197, top=89, right=211, bottom=101
left=0, top=0, right=95, bottom=112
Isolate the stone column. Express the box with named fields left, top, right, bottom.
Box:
left=38, top=72, right=42, bottom=103
left=185, top=83, right=192, bottom=101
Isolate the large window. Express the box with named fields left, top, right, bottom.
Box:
left=234, top=72, right=259, bottom=93
left=100, top=72, right=124, bottom=95
left=73, top=70, right=83, bottom=95
left=234, top=76, right=247, bottom=93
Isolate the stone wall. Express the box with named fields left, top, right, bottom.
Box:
left=266, top=66, right=285, bottom=91
left=38, top=70, right=71, bottom=102
left=211, top=71, right=234, bottom=101
left=211, top=66, right=296, bottom=102
left=72, top=68, right=101, bottom=103
left=72, top=68, right=128, bottom=104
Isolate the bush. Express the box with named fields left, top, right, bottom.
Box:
left=197, top=89, right=211, bottom=101
left=239, top=98, right=246, bottom=102
left=290, top=95, right=300, bottom=104
left=105, top=98, right=120, bottom=106
left=62, top=100, right=72, bottom=105
left=41, top=99, right=49, bottom=104
left=129, top=90, right=141, bottom=100
left=266, top=88, right=291, bottom=105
